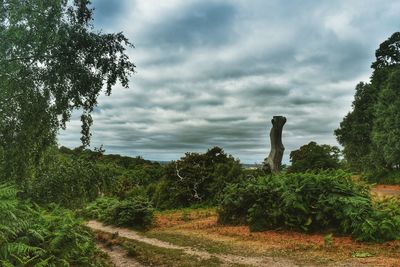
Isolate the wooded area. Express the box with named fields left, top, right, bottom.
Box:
left=1, top=1, right=400, bottom=266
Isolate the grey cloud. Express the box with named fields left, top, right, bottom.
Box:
left=58, top=0, right=400, bottom=163
left=91, top=0, right=129, bottom=27
left=145, top=2, right=236, bottom=48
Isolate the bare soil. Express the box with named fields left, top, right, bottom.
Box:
left=371, top=184, right=400, bottom=197
left=96, top=241, right=144, bottom=267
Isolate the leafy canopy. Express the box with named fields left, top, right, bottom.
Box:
left=0, top=0, right=134, bottom=185
left=335, top=32, right=400, bottom=174
left=153, top=147, right=243, bottom=209
left=289, top=141, right=340, bottom=173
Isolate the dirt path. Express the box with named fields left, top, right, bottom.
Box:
left=87, top=220, right=297, bottom=267
left=96, top=241, right=144, bottom=267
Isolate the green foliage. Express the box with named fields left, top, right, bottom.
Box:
left=364, top=170, right=400, bottom=184
left=111, top=196, right=154, bottom=230
left=324, top=234, right=333, bottom=247
left=83, top=197, right=120, bottom=222
left=153, top=147, right=243, bottom=209
left=218, top=171, right=400, bottom=242
left=335, top=82, right=377, bottom=172
left=353, top=197, right=400, bottom=242
left=218, top=176, right=273, bottom=227
left=372, top=69, right=400, bottom=167
left=59, top=146, right=164, bottom=200
left=0, top=0, right=134, bottom=186
left=83, top=196, right=154, bottom=230
left=289, top=141, right=341, bottom=172
left=0, top=183, right=107, bottom=266
left=336, top=32, right=400, bottom=175
left=371, top=32, right=400, bottom=70
left=28, top=147, right=113, bottom=208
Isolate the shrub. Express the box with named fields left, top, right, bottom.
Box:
left=218, top=171, right=400, bottom=242
left=83, top=197, right=120, bottom=221
left=83, top=196, right=154, bottom=230
left=29, top=148, right=112, bottom=208
left=363, top=170, right=400, bottom=184
left=111, top=196, right=154, bottom=229
left=353, top=197, right=400, bottom=242
left=218, top=177, right=267, bottom=226
left=155, top=147, right=243, bottom=210
left=289, top=142, right=341, bottom=173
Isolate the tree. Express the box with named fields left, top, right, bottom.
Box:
left=370, top=32, right=400, bottom=170
left=153, top=147, right=243, bottom=209
left=0, top=0, right=135, bottom=186
left=371, top=32, right=400, bottom=70
left=334, top=82, right=377, bottom=171
left=335, top=32, right=400, bottom=174
left=289, top=142, right=340, bottom=173
left=372, top=68, right=400, bottom=169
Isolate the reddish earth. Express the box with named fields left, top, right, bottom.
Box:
left=371, top=184, right=400, bottom=197
left=152, top=205, right=400, bottom=266
left=92, top=185, right=400, bottom=266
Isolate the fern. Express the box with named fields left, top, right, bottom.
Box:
left=218, top=171, right=400, bottom=242
left=0, top=183, right=108, bottom=266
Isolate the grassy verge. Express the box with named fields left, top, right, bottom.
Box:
left=94, top=229, right=249, bottom=267
left=142, top=230, right=258, bottom=256
left=148, top=207, right=400, bottom=266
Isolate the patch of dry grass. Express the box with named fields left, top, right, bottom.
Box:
left=148, top=208, right=400, bottom=266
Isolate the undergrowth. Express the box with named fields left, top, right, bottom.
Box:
left=82, top=196, right=154, bottom=230
left=218, top=170, right=400, bottom=242
left=0, top=183, right=108, bottom=266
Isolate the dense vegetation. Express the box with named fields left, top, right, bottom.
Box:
left=56, top=146, right=244, bottom=211
left=1, top=0, right=400, bottom=264
left=0, top=0, right=134, bottom=264
left=289, top=142, right=341, bottom=173
left=335, top=32, right=400, bottom=180
left=0, top=184, right=107, bottom=266
left=218, top=171, right=400, bottom=242
left=0, top=0, right=134, bottom=188
left=152, top=147, right=243, bottom=209
left=83, top=196, right=154, bottom=230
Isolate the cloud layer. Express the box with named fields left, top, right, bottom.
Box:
left=58, top=0, right=400, bottom=163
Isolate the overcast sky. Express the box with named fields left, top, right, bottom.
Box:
left=58, top=0, right=400, bottom=163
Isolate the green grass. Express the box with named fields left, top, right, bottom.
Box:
left=120, top=238, right=223, bottom=267
left=94, top=229, right=250, bottom=267
left=155, top=207, right=216, bottom=217
left=143, top=231, right=235, bottom=255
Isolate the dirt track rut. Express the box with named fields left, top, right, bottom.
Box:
left=87, top=220, right=298, bottom=267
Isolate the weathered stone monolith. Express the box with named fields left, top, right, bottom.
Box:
left=265, top=116, right=286, bottom=173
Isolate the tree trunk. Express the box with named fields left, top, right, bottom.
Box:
left=266, top=116, right=286, bottom=173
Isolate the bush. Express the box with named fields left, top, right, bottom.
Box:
left=0, top=183, right=107, bottom=266
left=218, top=171, right=400, bottom=242
left=83, top=196, right=154, bottom=230
left=289, top=142, right=341, bottom=172
left=155, top=147, right=243, bottom=210
left=363, top=169, right=400, bottom=184
left=83, top=197, right=120, bottom=221
left=353, top=197, right=400, bottom=242
left=29, top=148, right=113, bottom=208
left=218, top=177, right=270, bottom=226
left=111, top=196, right=154, bottom=229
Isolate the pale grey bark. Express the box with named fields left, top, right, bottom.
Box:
left=265, top=116, right=286, bottom=173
